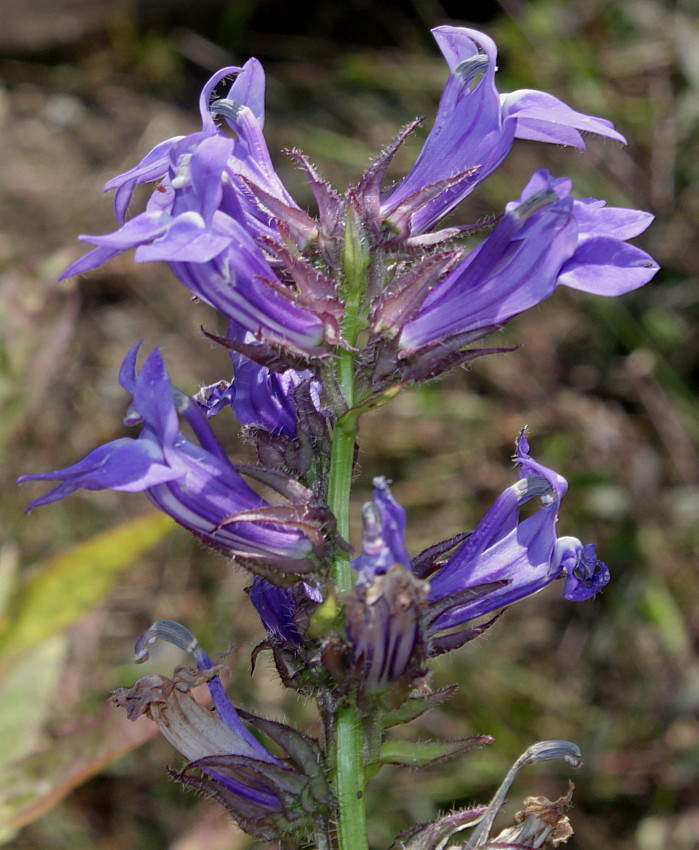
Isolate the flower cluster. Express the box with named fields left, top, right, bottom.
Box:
left=56, top=27, right=655, bottom=383
left=20, top=24, right=657, bottom=848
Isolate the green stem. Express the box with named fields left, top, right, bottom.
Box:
left=326, top=345, right=368, bottom=850
left=333, top=702, right=368, bottom=850
left=321, top=202, right=373, bottom=850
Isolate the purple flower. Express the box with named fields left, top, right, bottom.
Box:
left=354, top=433, right=609, bottom=657
left=248, top=577, right=303, bottom=645
left=195, top=322, right=331, bottom=477
left=18, top=344, right=320, bottom=570
left=220, top=322, right=321, bottom=438
left=103, top=59, right=299, bottom=237
left=60, top=61, right=327, bottom=357
left=396, top=169, right=658, bottom=357
left=345, top=563, right=429, bottom=694
left=352, top=488, right=411, bottom=581
left=426, top=431, right=609, bottom=632
left=381, top=27, right=627, bottom=236
left=248, top=576, right=323, bottom=646
left=343, top=482, right=428, bottom=693
left=63, top=206, right=326, bottom=355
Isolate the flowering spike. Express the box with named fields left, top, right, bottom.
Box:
left=23, top=25, right=659, bottom=846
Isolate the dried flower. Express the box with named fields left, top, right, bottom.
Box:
left=114, top=620, right=332, bottom=841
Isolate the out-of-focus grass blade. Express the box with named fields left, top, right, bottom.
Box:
left=0, top=703, right=158, bottom=844
left=641, top=578, right=691, bottom=656
left=0, top=511, right=173, bottom=672
left=0, top=545, right=19, bottom=619
left=0, top=635, right=68, bottom=769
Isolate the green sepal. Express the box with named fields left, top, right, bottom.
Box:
left=237, top=709, right=333, bottom=810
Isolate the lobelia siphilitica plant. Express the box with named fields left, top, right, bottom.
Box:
left=20, top=26, right=658, bottom=850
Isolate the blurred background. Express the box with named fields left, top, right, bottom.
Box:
left=1, top=0, right=698, bottom=847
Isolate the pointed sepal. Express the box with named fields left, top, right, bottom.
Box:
left=411, top=531, right=472, bottom=579
left=387, top=806, right=487, bottom=850
left=382, top=167, right=480, bottom=241
left=239, top=175, right=319, bottom=245
left=171, top=752, right=327, bottom=841
left=238, top=708, right=332, bottom=806
left=203, top=325, right=324, bottom=372
left=355, top=117, right=424, bottom=228
left=370, top=250, right=462, bottom=337
left=424, top=581, right=509, bottom=630
left=381, top=685, right=458, bottom=729
left=285, top=149, right=346, bottom=260
left=428, top=612, right=502, bottom=657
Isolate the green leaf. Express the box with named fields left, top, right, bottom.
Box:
left=0, top=512, right=173, bottom=671
left=377, top=736, right=492, bottom=769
